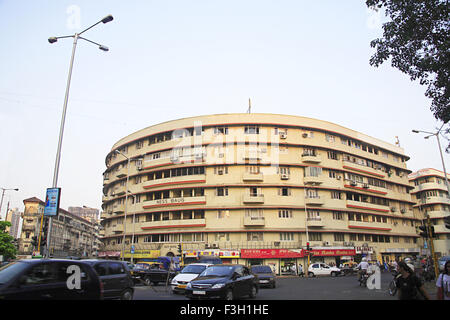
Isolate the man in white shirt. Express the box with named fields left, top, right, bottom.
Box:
left=356, top=257, right=369, bottom=282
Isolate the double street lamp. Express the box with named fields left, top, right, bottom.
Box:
left=412, top=123, right=450, bottom=195
left=45, top=14, right=113, bottom=257
left=0, top=188, right=19, bottom=220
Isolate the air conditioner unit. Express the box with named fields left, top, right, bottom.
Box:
left=281, top=173, right=290, bottom=180
left=195, top=153, right=203, bottom=159
left=274, top=241, right=280, bottom=247
left=336, top=176, right=341, bottom=180
left=322, top=241, right=330, bottom=246
left=391, top=207, right=397, bottom=212
left=400, top=209, right=406, bottom=213
left=302, top=133, right=308, bottom=138
left=279, top=133, right=287, bottom=139
left=363, top=183, right=369, bottom=188
left=212, top=243, right=218, bottom=249
left=350, top=181, right=357, bottom=186
left=399, top=172, right=404, bottom=177
left=218, top=169, right=224, bottom=175
left=136, top=164, right=142, bottom=171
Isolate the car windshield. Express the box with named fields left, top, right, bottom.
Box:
left=0, top=262, right=29, bottom=285
left=199, top=266, right=234, bottom=277
left=181, top=265, right=207, bottom=274
left=251, top=266, right=272, bottom=274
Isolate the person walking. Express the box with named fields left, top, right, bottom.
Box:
left=436, top=260, right=450, bottom=300
left=395, top=261, right=431, bottom=300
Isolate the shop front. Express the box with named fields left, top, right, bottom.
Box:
left=381, top=247, right=421, bottom=263
left=98, top=251, right=121, bottom=259
left=240, top=249, right=303, bottom=275
left=183, top=249, right=240, bottom=264
left=308, top=248, right=356, bottom=266
left=123, top=249, right=160, bottom=261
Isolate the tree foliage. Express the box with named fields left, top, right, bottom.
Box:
left=0, top=221, right=17, bottom=260
left=366, top=0, right=449, bottom=124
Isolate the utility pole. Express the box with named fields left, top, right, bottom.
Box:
left=426, top=216, right=439, bottom=278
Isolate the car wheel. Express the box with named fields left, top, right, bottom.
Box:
left=272, top=282, right=276, bottom=289
left=225, top=289, right=234, bottom=301
left=249, top=285, right=257, bottom=299
left=152, top=281, right=159, bottom=286
left=144, top=277, right=152, bottom=286
left=120, top=289, right=133, bottom=300
left=308, top=272, right=315, bottom=277
left=331, top=272, right=337, bottom=277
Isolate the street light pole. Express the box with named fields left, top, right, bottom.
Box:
left=128, top=191, right=137, bottom=264
left=46, top=15, right=113, bottom=257
left=412, top=124, right=450, bottom=195
left=115, top=150, right=130, bottom=261
left=0, top=188, right=19, bottom=220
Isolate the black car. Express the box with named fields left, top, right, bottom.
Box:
left=82, top=259, right=134, bottom=300
left=250, top=265, right=276, bottom=288
left=0, top=259, right=102, bottom=300
left=132, top=263, right=176, bottom=286
left=185, top=264, right=258, bottom=300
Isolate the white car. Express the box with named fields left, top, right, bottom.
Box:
left=308, top=263, right=342, bottom=277
left=171, top=263, right=213, bottom=294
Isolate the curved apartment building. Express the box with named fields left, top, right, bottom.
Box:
left=100, top=114, right=420, bottom=271
left=409, top=168, right=450, bottom=257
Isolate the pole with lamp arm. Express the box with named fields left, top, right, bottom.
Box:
left=46, top=14, right=113, bottom=258
left=115, top=150, right=130, bottom=261
left=0, top=188, right=19, bottom=220
left=127, top=191, right=137, bottom=264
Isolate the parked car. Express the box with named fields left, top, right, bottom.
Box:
left=438, top=256, right=450, bottom=272
left=185, top=264, right=258, bottom=300
left=132, top=262, right=176, bottom=286
left=171, top=263, right=212, bottom=294
left=0, top=259, right=102, bottom=300
left=308, top=263, right=342, bottom=277
left=198, top=256, right=223, bottom=265
left=82, top=259, right=134, bottom=300
left=250, top=265, right=276, bottom=288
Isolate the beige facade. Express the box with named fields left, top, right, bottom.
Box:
left=101, top=113, right=421, bottom=269
left=409, top=168, right=450, bottom=257
left=19, top=197, right=99, bottom=257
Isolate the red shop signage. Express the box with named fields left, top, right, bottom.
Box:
left=241, top=249, right=303, bottom=259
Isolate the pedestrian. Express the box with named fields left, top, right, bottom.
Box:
left=298, top=264, right=304, bottom=277
left=436, top=260, right=450, bottom=300
left=395, top=261, right=430, bottom=300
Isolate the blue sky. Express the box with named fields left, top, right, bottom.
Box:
left=0, top=0, right=447, bottom=216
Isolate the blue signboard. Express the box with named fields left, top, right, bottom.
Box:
left=44, top=188, right=61, bottom=217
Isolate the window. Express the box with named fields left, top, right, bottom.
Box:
left=325, top=134, right=336, bottom=142
left=280, top=232, right=295, bottom=241
left=303, top=148, right=316, bottom=156
left=306, top=189, right=319, bottom=198
left=217, top=210, right=230, bottom=219
left=332, top=212, right=344, bottom=220
left=109, top=263, right=125, bottom=275
left=279, top=187, right=291, bottom=196
left=279, top=209, right=292, bottom=218
left=334, top=233, right=345, bottom=241
left=214, top=126, right=228, bottom=135
left=244, top=125, right=260, bottom=134
left=307, top=210, right=320, bottom=221
left=331, top=191, right=342, bottom=199
left=305, top=166, right=322, bottom=177
left=309, top=233, right=322, bottom=241
left=247, top=232, right=264, bottom=241
left=327, top=151, right=339, bottom=160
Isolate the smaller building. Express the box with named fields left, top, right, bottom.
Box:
left=409, top=168, right=450, bottom=257
left=18, top=197, right=100, bottom=258
left=5, top=208, right=22, bottom=239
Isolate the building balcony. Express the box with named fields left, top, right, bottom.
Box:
left=307, top=218, right=324, bottom=227
left=243, top=216, right=265, bottom=226
left=303, top=176, right=324, bottom=185
left=111, top=224, right=123, bottom=233
left=427, top=210, right=450, bottom=219
left=305, top=197, right=324, bottom=205
left=112, top=204, right=125, bottom=214
left=242, top=172, right=264, bottom=182
left=301, top=154, right=322, bottom=163
left=348, top=220, right=391, bottom=231
left=346, top=200, right=390, bottom=213
left=424, top=196, right=450, bottom=205
left=412, top=182, right=448, bottom=194
left=433, top=224, right=450, bottom=234
left=22, top=221, right=36, bottom=231
left=243, top=194, right=265, bottom=204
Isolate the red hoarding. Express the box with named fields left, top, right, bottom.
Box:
left=241, top=249, right=303, bottom=259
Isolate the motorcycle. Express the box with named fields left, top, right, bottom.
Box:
left=358, top=270, right=370, bottom=287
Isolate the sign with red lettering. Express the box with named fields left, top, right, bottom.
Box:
left=241, top=249, right=303, bottom=258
